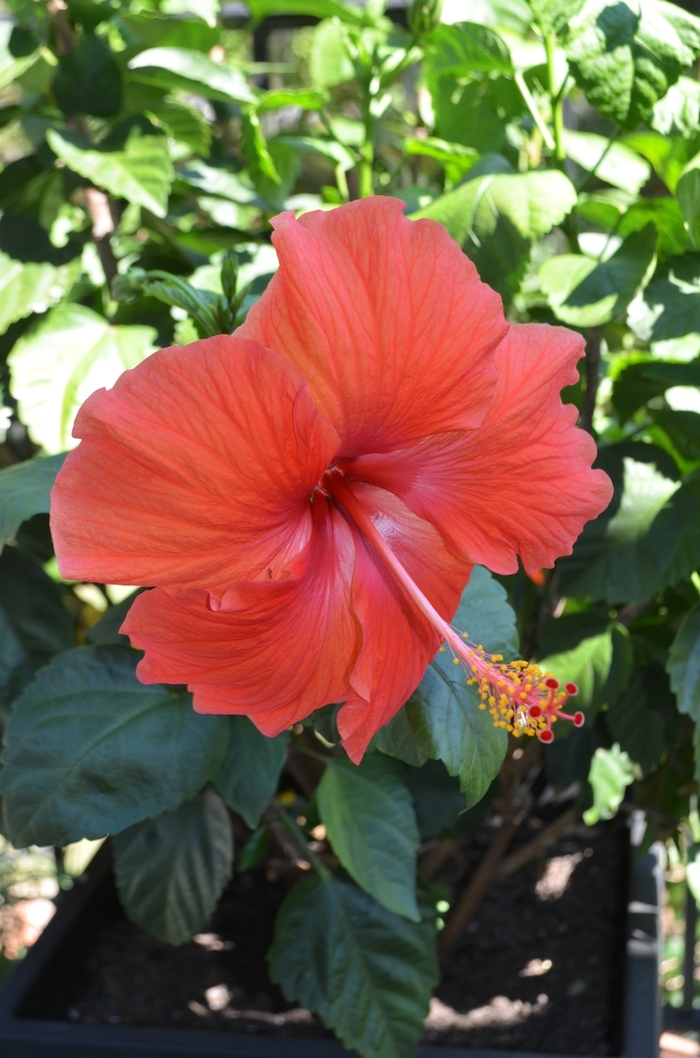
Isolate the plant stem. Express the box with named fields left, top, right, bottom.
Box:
left=357, top=116, right=374, bottom=198
left=514, top=69, right=555, bottom=153
left=545, top=33, right=566, bottom=170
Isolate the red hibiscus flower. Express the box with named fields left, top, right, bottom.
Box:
left=51, top=197, right=612, bottom=762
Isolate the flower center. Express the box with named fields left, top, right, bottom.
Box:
left=321, top=468, right=583, bottom=742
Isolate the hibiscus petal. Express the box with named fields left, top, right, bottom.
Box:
left=344, top=324, right=613, bottom=576
left=120, top=496, right=359, bottom=733
left=237, top=197, right=506, bottom=456
left=336, top=482, right=472, bottom=763
left=51, top=336, right=340, bottom=590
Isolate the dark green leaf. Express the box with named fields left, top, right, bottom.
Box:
left=317, top=755, right=420, bottom=920
left=1, top=646, right=227, bottom=847
left=53, top=33, right=122, bottom=118
left=0, top=547, right=74, bottom=670
left=406, top=759, right=466, bottom=839
left=404, top=136, right=479, bottom=185
left=565, top=0, right=700, bottom=129
left=113, top=791, right=233, bottom=946
left=47, top=130, right=174, bottom=220
left=678, top=153, right=700, bottom=250
left=539, top=224, right=657, bottom=327
left=213, top=717, right=288, bottom=829
left=377, top=567, right=514, bottom=805
left=668, top=599, right=700, bottom=719
left=0, top=453, right=66, bottom=553
left=606, top=668, right=666, bottom=775
left=128, top=47, right=257, bottom=104
left=237, top=825, right=269, bottom=871
left=650, top=408, right=700, bottom=461
left=146, top=99, right=212, bottom=156
left=415, top=169, right=576, bottom=300
left=85, top=591, right=142, bottom=648
left=628, top=254, right=700, bottom=343
left=268, top=874, right=437, bottom=1058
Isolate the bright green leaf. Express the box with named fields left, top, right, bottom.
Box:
left=0, top=251, right=80, bottom=337
left=256, top=88, right=329, bottom=112
left=622, top=131, right=692, bottom=193
left=47, top=129, right=174, bottom=219
left=583, top=745, right=635, bottom=824
left=425, top=22, right=513, bottom=76
left=539, top=224, right=657, bottom=327
left=317, top=755, right=420, bottom=921
left=268, top=874, right=437, bottom=1058
left=566, top=0, right=700, bottom=129
left=309, top=19, right=355, bottom=87
left=128, top=47, right=257, bottom=103
left=415, top=169, right=576, bottom=300
left=677, top=153, right=700, bottom=249
left=404, top=136, right=479, bottom=185
left=146, top=99, right=212, bottom=156
left=530, top=0, right=584, bottom=35
left=652, top=75, right=700, bottom=137
left=118, top=13, right=220, bottom=52
left=275, top=134, right=356, bottom=171
left=112, top=791, right=233, bottom=945
left=668, top=600, right=700, bottom=720
left=0, top=453, right=67, bottom=553
left=564, top=130, right=650, bottom=194
left=8, top=303, right=156, bottom=454
left=538, top=618, right=633, bottom=721
left=0, top=646, right=227, bottom=847
left=213, top=717, right=288, bottom=829
left=246, top=0, right=368, bottom=24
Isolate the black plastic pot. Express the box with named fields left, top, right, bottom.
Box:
left=0, top=833, right=661, bottom=1058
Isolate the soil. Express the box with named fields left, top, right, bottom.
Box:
left=16, top=817, right=628, bottom=1055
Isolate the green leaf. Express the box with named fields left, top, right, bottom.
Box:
left=0, top=453, right=67, bottom=553
left=668, top=599, right=700, bottom=720
left=0, top=250, right=79, bottom=337
left=404, top=136, right=479, bottom=185
left=237, top=825, right=269, bottom=871
left=677, top=153, right=700, bottom=250
left=564, top=130, right=650, bottom=194
left=47, top=129, right=174, bottom=219
left=268, top=874, right=437, bottom=1058
left=618, top=198, right=690, bottom=258
left=559, top=447, right=700, bottom=603
left=628, top=253, right=700, bottom=343
left=0, top=646, right=227, bottom=847
left=429, top=76, right=514, bottom=155
left=246, top=0, right=368, bottom=24
left=405, top=759, right=466, bottom=839
left=8, top=303, right=156, bottom=454
left=0, top=547, right=74, bottom=672
left=530, top=0, right=584, bottom=36
left=0, top=605, right=28, bottom=716
left=317, top=755, right=420, bottom=921
left=146, top=99, right=212, bottom=157
left=85, top=590, right=140, bottom=648
left=583, top=745, right=635, bottom=825
left=275, top=134, right=356, bottom=172
left=112, top=791, right=233, bottom=945
left=118, top=12, right=220, bottom=52
left=650, top=408, right=700, bottom=461
left=128, top=47, right=257, bottom=104
left=538, top=618, right=633, bottom=721
left=415, top=169, right=577, bottom=300
left=622, top=130, right=692, bottom=193
left=257, top=88, right=329, bottom=112
left=53, top=32, right=122, bottom=118
left=425, top=22, right=513, bottom=76
left=606, top=669, right=667, bottom=776
left=377, top=567, right=514, bottom=805
left=539, top=224, right=657, bottom=327
left=213, top=717, right=288, bottom=829
left=309, top=19, right=355, bottom=87
left=652, top=75, right=700, bottom=137
left=565, top=0, right=700, bottom=129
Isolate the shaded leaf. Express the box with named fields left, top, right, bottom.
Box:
left=1, top=646, right=227, bottom=847
left=0, top=547, right=74, bottom=671
left=213, top=718, right=288, bottom=829
left=268, top=874, right=437, bottom=1058
left=8, top=303, right=156, bottom=454
left=425, top=22, right=513, bottom=76
left=607, top=669, right=667, bottom=775
left=539, top=224, right=657, bottom=327
left=668, top=599, right=700, bottom=720
left=538, top=618, right=633, bottom=721
left=628, top=253, right=700, bottom=342
left=53, top=32, right=122, bottom=118
left=113, top=791, right=233, bottom=945
left=677, top=153, right=700, bottom=249
left=377, top=567, right=514, bottom=805
left=317, top=755, right=420, bottom=920
left=0, top=453, right=66, bottom=553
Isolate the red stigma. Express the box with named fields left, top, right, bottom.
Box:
left=545, top=677, right=559, bottom=689
left=565, top=682, right=578, bottom=695
left=573, top=711, right=585, bottom=727
left=538, top=729, right=554, bottom=743
left=529, top=704, right=542, bottom=718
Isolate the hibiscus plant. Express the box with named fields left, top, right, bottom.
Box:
left=0, top=0, right=699, bottom=1053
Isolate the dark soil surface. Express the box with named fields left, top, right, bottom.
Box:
left=17, top=818, right=627, bottom=1054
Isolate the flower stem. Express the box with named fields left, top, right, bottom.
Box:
left=545, top=34, right=566, bottom=171
left=514, top=69, right=555, bottom=153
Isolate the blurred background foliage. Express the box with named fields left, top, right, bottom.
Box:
left=0, top=0, right=699, bottom=1052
